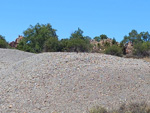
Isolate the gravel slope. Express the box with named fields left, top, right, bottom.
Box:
left=0, top=48, right=34, bottom=70
left=0, top=49, right=150, bottom=113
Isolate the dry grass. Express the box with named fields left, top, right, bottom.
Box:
left=89, top=102, right=150, bottom=113
left=143, top=57, right=150, bottom=62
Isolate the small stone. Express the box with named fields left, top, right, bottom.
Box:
left=9, top=105, right=12, bottom=108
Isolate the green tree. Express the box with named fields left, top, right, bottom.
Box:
left=94, top=34, right=108, bottom=42
left=44, top=37, right=60, bottom=52
left=17, top=23, right=57, bottom=53
left=67, top=38, right=91, bottom=52
left=133, top=42, right=150, bottom=57
left=121, top=30, right=143, bottom=45
left=94, top=36, right=101, bottom=42
left=68, top=28, right=92, bottom=52
left=100, top=34, right=108, bottom=40
left=0, top=35, right=8, bottom=48
left=112, top=38, right=117, bottom=45
left=70, top=28, right=84, bottom=39
left=140, top=31, right=150, bottom=42
left=59, top=39, right=70, bottom=52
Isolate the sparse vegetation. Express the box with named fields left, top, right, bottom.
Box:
left=105, top=45, right=123, bottom=57
left=133, top=42, right=150, bottom=57
left=89, top=102, right=150, bottom=113
left=0, top=35, right=9, bottom=48
left=1, top=23, right=150, bottom=59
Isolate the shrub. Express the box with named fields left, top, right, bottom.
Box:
left=89, top=106, right=108, bottom=113
left=89, top=102, right=150, bottom=113
left=105, top=45, right=123, bottom=57
left=0, top=35, right=8, bottom=48
left=44, top=37, right=60, bottom=52
left=67, top=38, right=91, bottom=52
left=117, top=102, right=150, bottom=113
left=133, top=42, right=150, bottom=57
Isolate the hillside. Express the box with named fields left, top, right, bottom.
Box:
left=0, top=49, right=150, bottom=113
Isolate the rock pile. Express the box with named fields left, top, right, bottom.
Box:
left=0, top=49, right=150, bottom=113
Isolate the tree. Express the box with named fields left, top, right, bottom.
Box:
left=121, top=30, right=143, bottom=45
left=121, top=30, right=150, bottom=57
left=140, top=32, right=150, bottom=42
left=17, top=23, right=57, bottom=53
left=112, top=38, right=117, bottom=45
left=44, top=37, right=60, bottom=52
left=70, top=28, right=84, bottom=39
left=100, top=34, right=108, bottom=40
left=67, top=38, right=91, bottom=52
left=67, top=28, right=92, bottom=52
left=59, top=39, right=70, bottom=52
left=94, top=36, right=101, bottom=42
left=0, top=35, right=8, bottom=48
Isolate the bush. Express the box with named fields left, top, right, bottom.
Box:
left=105, top=45, right=123, bottom=57
left=89, top=102, right=150, bottom=113
left=0, top=35, right=8, bottom=48
left=133, top=42, right=150, bottom=57
left=44, top=37, right=60, bottom=52
left=89, top=106, right=108, bottom=113
left=117, top=102, right=150, bottom=113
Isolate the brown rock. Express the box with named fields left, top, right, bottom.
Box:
left=125, top=42, right=133, bottom=55
left=9, top=35, right=24, bottom=48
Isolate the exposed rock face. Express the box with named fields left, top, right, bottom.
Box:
left=90, top=39, right=99, bottom=51
left=99, top=38, right=114, bottom=46
left=125, top=42, right=133, bottom=55
left=9, top=35, right=23, bottom=48
left=90, top=38, right=118, bottom=52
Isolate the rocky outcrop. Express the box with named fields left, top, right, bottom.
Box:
left=125, top=42, right=133, bottom=55
left=90, top=38, right=118, bottom=52
left=9, top=35, right=23, bottom=48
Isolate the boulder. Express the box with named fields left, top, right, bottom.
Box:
left=9, top=35, right=23, bottom=48
left=125, top=42, right=133, bottom=55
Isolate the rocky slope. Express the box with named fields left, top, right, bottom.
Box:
left=0, top=49, right=150, bottom=113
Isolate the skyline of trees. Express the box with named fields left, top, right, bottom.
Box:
left=0, top=23, right=150, bottom=57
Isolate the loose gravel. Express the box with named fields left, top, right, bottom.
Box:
left=0, top=49, right=150, bottom=113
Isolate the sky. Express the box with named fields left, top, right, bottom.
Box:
left=0, top=0, right=150, bottom=42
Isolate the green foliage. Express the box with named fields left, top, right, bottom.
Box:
left=17, top=26, right=92, bottom=53
left=133, top=42, right=150, bottom=57
left=44, top=37, right=60, bottom=52
left=17, top=23, right=57, bottom=53
left=67, top=38, right=91, bottom=52
left=59, top=39, right=70, bottom=52
left=0, top=35, right=8, bottom=48
left=67, top=28, right=92, bottom=52
left=121, top=29, right=149, bottom=45
left=94, top=36, right=101, bottom=42
left=105, top=45, right=123, bottom=57
left=89, top=106, right=108, bottom=113
left=121, top=30, right=150, bottom=56
left=97, top=43, right=101, bottom=49
left=70, top=28, right=84, bottom=39
left=94, top=34, right=108, bottom=42
left=140, top=32, right=150, bottom=42
left=100, top=34, right=108, bottom=40
left=104, top=42, right=110, bottom=47
left=112, top=38, right=117, bottom=45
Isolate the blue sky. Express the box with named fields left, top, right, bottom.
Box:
left=0, top=0, right=150, bottom=42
